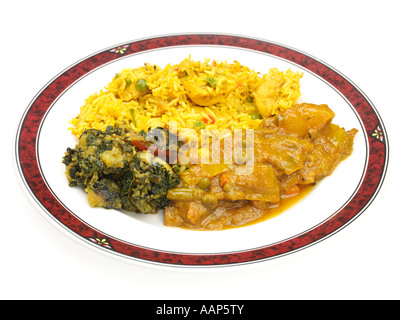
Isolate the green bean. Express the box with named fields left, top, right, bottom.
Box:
left=167, top=188, right=203, bottom=200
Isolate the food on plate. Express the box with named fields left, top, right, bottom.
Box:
left=164, top=103, right=357, bottom=229
left=62, top=127, right=180, bottom=213
left=69, top=57, right=302, bottom=137
left=63, top=57, right=357, bottom=230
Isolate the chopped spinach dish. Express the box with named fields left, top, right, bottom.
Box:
left=62, top=126, right=180, bottom=213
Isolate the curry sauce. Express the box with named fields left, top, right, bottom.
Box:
left=164, top=103, right=357, bottom=230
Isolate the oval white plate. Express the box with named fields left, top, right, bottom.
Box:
left=15, top=34, right=388, bottom=267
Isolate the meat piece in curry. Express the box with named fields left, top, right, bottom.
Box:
left=164, top=103, right=357, bottom=230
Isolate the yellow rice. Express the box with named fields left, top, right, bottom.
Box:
left=69, top=57, right=303, bottom=137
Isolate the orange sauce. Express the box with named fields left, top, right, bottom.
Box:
left=228, top=184, right=314, bottom=229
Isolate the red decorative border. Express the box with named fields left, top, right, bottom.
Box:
left=16, top=34, right=388, bottom=266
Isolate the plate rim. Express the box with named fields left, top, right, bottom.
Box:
left=15, top=33, right=389, bottom=267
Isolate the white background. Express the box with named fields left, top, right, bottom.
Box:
left=3, top=0, right=399, bottom=300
